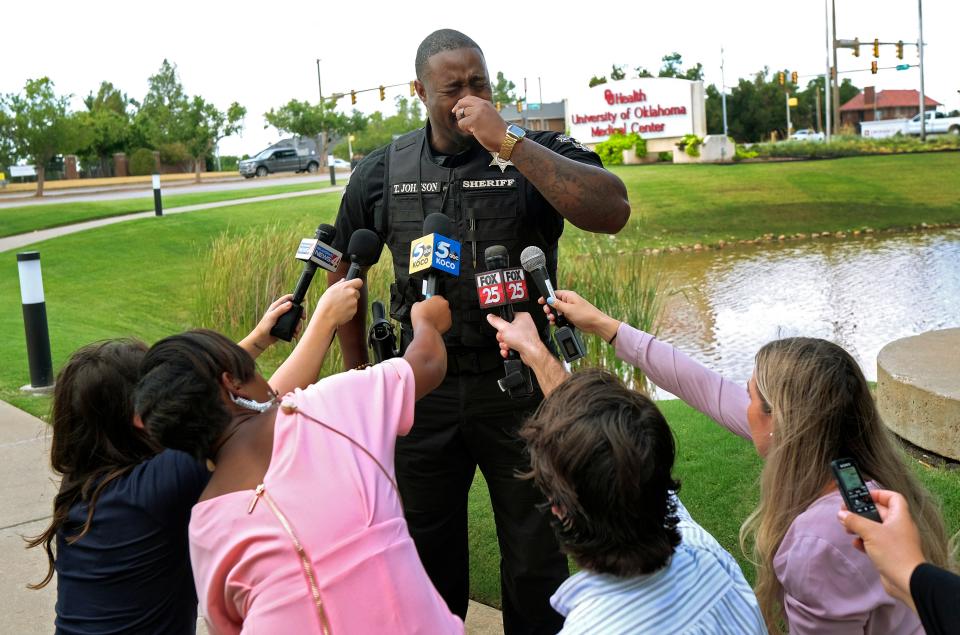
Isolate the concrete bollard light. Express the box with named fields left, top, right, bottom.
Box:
left=16, top=251, right=54, bottom=392
left=152, top=173, right=163, bottom=216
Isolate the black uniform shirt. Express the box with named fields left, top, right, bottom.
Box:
left=331, top=126, right=603, bottom=254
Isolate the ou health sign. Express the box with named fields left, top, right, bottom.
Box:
left=567, top=78, right=701, bottom=143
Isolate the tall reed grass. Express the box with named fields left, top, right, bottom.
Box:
left=194, top=224, right=666, bottom=389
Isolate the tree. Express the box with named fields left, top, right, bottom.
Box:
left=588, top=75, right=607, bottom=88
left=610, top=64, right=626, bottom=81
left=182, top=97, right=245, bottom=180
left=492, top=71, right=516, bottom=105
left=0, top=105, right=16, bottom=174
left=134, top=60, right=189, bottom=152
left=634, top=66, right=655, bottom=78
left=264, top=98, right=365, bottom=166
left=3, top=78, right=82, bottom=196
left=334, top=96, right=422, bottom=158
left=658, top=53, right=704, bottom=80
left=84, top=81, right=132, bottom=116
left=74, top=81, right=134, bottom=176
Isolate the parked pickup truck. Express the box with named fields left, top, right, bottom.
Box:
left=904, top=111, right=960, bottom=136
left=239, top=147, right=320, bottom=178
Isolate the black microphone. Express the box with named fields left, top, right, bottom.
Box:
left=409, top=213, right=460, bottom=298
left=345, top=229, right=383, bottom=281
left=484, top=246, right=534, bottom=398
left=520, top=246, right=585, bottom=363
left=271, top=224, right=338, bottom=342
left=368, top=300, right=398, bottom=363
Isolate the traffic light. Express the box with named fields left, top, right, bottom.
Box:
left=496, top=101, right=502, bottom=112
left=778, top=71, right=785, bottom=86
left=873, top=38, right=880, bottom=58
left=409, top=81, right=416, bottom=97
left=379, top=85, right=385, bottom=101
left=516, top=99, right=523, bottom=112
left=871, top=61, right=878, bottom=74
left=791, top=71, right=798, bottom=84
left=830, top=66, right=836, bottom=80
left=351, top=90, right=357, bottom=105
left=896, top=40, right=904, bottom=59
left=852, top=38, right=860, bottom=57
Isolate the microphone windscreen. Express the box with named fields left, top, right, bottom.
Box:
left=520, top=246, right=547, bottom=272
left=347, top=229, right=382, bottom=266
left=315, top=224, right=336, bottom=244
left=372, top=300, right=386, bottom=322
left=423, top=212, right=453, bottom=236
left=484, top=245, right=509, bottom=270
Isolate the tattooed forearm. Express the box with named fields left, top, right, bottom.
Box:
left=512, top=140, right=630, bottom=234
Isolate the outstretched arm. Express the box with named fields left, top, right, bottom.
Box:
left=453, top=96, right=630, bottom=234
left=486, top=312, right=569, bottom=396
left=238, top=294, right=299, bottom=360
left=327, top=261, right=369, bottom=370
left=403, top=297, right=451, bottom=400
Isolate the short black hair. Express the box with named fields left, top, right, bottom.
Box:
left=136, top=329, right=255, bottom=462
left=415, top=29, right=483, bottom=82
left=521, top=369, right=682, bottom=577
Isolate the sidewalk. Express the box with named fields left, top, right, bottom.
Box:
left=0, top=400, right=503, bottom=633
left=0, top=185, right=344, bottom=254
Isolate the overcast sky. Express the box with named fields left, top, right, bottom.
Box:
left=4, top=0, right=957, bottom=157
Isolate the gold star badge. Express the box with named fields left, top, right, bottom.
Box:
left=489, top=152, right=515, bottom=173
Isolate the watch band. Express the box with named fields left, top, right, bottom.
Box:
left=499, top=125, right=525, bottom=162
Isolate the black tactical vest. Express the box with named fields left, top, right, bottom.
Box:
left=377, top=128, right=560, bottom=349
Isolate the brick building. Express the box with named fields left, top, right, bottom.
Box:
left=840, top=87, right=941, bottom=132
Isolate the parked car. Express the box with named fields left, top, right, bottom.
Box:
left=790, top=129, right=825, bottom=142
left=904, top=111, right=960, bottom=136
left=330, top=157, right=351, bottom=170
left=238, top=147, right=320, bottom=178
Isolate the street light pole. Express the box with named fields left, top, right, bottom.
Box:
left=720, top=46, right=728, bottom=137
left=918, top=0, right=926, bottom=141
left=824, top=0, right=832, bottom=140
left=316, top=58, right=323, bottom=101
left=831, top=0, right=840, bottom=132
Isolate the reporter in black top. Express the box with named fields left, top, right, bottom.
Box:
left=838, top=488, right=960, bottom=635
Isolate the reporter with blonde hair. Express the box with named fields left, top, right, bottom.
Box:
left=537, top=290, right=952, bottom=634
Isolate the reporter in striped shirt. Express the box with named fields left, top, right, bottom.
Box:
left=487, top=313, right=766, bottom=634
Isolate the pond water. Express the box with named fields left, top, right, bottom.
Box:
left=654, top=228, right=960, bottom=386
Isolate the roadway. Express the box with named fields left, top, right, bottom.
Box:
left=0, top=171, right=349, bottom=209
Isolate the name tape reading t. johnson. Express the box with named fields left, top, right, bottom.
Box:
left=475, top=267, right=528, bottom=308
left=392, top=182, right=441, bottom=195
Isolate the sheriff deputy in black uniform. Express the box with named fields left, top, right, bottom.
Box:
left=327, top=29, right=630, bottom=634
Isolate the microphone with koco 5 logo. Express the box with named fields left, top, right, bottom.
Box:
left=409, top=213, right=460, bottom=298
left=270, top=224, right=341, bottom=341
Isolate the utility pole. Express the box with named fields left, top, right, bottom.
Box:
left=816, top=85, right=823, bottom=133
left=831, top=0, right=840, bottom=132
left=824, top=0, right=832, bottom=139
left=721, top=46, right=729, bottom=136
left=785, top=90, right=792, bottom=138
left=918, top=0, right=926, bottom=140
left=538, top=76, right=543, bottom=107
left=316, top=58, right=323, bottom=101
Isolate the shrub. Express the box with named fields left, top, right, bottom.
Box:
left=679, top=134, right=703, bottom=157
left=657, top=151, right=672, bottom=163
left=734, top=144, right=758, bottom=162
left=749, top=134, right=960, bottom=159
left=595, top=132, right=645, bottom=166
left=158, top=142, right=190, bottom=165
left=129, top=148, right=156, bottom=176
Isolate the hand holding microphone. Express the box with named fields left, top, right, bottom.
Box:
left=271, top=224, right=342, bottom=342
left=520, top=246, right=585, bottom=362
left=539, top=290, right=622, bottom=345
left=480, top=245, right=533, bottom=398
left=315, top=278, right=364, bottom=331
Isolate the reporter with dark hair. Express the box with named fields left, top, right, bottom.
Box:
left=137, top=295, right=464, bottom=634
left=487, top=312, right=764, bottom=633
left=838, top=490, right=960, bottom=635
left=26, top=293, right=303, bottom=635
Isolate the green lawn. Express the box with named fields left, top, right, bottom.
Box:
left=2, top=153, right=958, bottom=609
left=0, top=178, right=338, bottom=237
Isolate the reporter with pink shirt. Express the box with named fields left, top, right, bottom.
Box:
left=521, top=289, right=952, bottom=634
left=135, top=281, right=464, bottom=635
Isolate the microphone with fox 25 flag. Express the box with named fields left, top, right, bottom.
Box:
left=480, top=245, right=533, bottom=399
left=270, top=224, right=342, bottom=342
left=520, top=245, right=586, bottom=363
left=409, top=213, right=461, bottom=298
left=345, top=229, right=383, bottom=281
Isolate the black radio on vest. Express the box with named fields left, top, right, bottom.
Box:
left=484, top=245, right=534, bottom=399
left=271, top=224, right=337, bottom=342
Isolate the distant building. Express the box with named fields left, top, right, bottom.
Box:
left=501, top=101, right=566, bottom=133
left=840, top=87, right=941, bottom=132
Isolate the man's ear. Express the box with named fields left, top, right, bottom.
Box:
left=414, top=79, right=427, bottom=105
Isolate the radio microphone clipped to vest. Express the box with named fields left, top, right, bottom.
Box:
left=409, top=213, right=461, bottom=298
left=270, top=224, right=341, bottom=342
left=345, top=229, right=383, bottom=281
left=481, top=245, right=534, bottom=399
left=520, top=246, right=585, bottom=363
left=368, top=300, right=399, bottom=364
